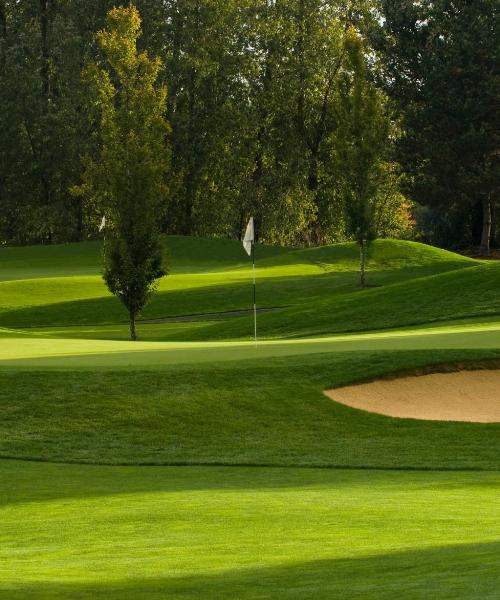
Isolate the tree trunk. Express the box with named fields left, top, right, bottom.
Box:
left=479, top=196, right=491, bottom=256
left=308, top=155, right=318, bottom=192
left=359, top=240, right=366, bottom=287
left=39, top=0, right=53, bottom=244
left=183, top=171, right=195, bottom=235
left=129, top=309, right=137, bottom=341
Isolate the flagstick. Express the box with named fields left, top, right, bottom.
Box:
left=252, top=241, right=257, bottom=347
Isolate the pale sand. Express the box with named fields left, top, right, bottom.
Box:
left=325, top=370, right=500, bottom=422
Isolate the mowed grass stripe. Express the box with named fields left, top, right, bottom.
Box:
left=1, top=322, right=500, bottom=368
left=0, top=461, right=499, bottom=599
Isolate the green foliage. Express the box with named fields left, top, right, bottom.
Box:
left=0, top=0, right=89, bottom=244
left=1, top=0, right=495, bottom=250
left=258, top=186, right=318, bottom=246
left=332, top=27, right=394, bottom=284
left=373, top=163, right=415, bottom=239
left=380, top=0, right=500, bottom=252
left=74, top=6, right=169, bottom=340
left=0, top=0, right=404, bottom=249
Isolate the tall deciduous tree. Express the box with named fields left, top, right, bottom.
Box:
left=0, top=0, right=407, bottom=249
left=333, top=27, right=393, bottom=286
left=243, top=0, right=383, bottom=245
left=158, top=0, right=257, bottom=237
left=74, top=5, right=169, bottom=340
left=0, top=0, right=94, bottom=244
left=380, top=0, right=500, bottom=253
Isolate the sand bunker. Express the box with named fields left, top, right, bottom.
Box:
left=325, top=370, right=500, bottom=423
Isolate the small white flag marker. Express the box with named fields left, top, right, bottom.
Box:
left=99, top=215, right=106, bottom=232
left=242, top=217, right=257, bottom=345
left=243, top=216, right=254, bottom=257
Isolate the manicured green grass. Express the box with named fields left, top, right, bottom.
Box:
left=1, top=235, right=500, bottom=598
left=2, top=320, right=500, bottom=366
left=1, top=237, right=500, bottom=470
left=1, top=348, right=500, bottom=468
left=0, top=235, right=285, bottom=280
left=1, top=238, right=489, bottom=336
left=0, top=236, right=471, bottom=281
left=1, top=461, right=499, bottom=599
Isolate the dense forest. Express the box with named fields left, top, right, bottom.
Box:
left=0, top=0, right=498, bottom=252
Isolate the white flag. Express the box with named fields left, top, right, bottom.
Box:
left=243, top=217, right=254, bottom=256
left=99, top=215, right=106, bottom=232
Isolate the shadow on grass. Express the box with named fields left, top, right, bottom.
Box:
left=4, top=459, right=499, bottom=507
left=0, top=261, right=476, bottom=333
left=0, top=279, right=282, bottom=330
left=0, top=462, right=421, bottom=506
left=2, top=459, right=500, bottom=513
left=1, top=541, right=499, bottom=599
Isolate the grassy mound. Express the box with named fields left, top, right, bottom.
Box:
left=0, top=237, right=491, bottom=335
left=0, top=236, right=499, bottom=469
left=1, top=349, right=500, bottom=468
left=1, top=236, right=499, bottom=599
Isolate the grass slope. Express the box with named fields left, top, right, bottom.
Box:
left=1, top=461, right=499, bottom=599
left=0, top=236, right=500, bottom=469
left=1, top=349, right=500, bottom=468
left=1, top=235, right=500, bottom=599
left=0, top=238, right=487, bottom=335
left=0, top=236, right=285, bottom=280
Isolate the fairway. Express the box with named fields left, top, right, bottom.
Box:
left=1, top=462, right=500, bottom=599
left=1, top=236, right=500, bottom=598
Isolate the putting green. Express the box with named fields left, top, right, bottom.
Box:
left=2, top=321, right=500, bottom=369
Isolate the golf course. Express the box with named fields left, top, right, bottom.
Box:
left=1, top=236, right=499, bottom=599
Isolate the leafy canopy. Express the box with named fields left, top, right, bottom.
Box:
left=74, top=5, right=170, bottom=339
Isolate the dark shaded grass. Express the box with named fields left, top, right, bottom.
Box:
left=3, top=542, right=499, bottom=600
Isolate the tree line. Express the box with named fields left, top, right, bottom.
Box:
left=0, top=0, right=498, bottom=253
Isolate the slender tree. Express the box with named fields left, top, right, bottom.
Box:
left=74, top=5, right=169, bottom=340
left=333, top=27, right=392, bottom=286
